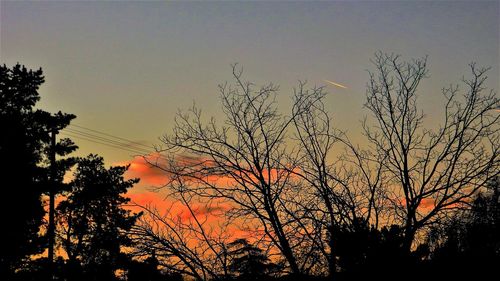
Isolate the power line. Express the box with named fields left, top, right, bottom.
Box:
left=64, top=127, right=153, bottom=155
left=69, top=124, right=153, bottom=149
left=60, top=131, right=150, bottom=156
left=59, top=124, right=169, bottom=162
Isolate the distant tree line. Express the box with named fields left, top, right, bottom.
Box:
left=1, top=52, right=499, bottom=281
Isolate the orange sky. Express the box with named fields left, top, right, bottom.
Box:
left=8, top=0, right=497, bottom=263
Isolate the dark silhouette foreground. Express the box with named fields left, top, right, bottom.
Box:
left=1, top=59, right=498, bottom=280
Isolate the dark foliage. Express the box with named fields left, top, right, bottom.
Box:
left=227, top=239, right=279, bottom=281
left=56, top=154, right=140, bottom=280
left=325, top=219, right=427, bottom=280
left=0, top=64, right=75, bottom=279
left=127, top=252, right=183, bottom=281
left=426, top=177, right=500, bottom=278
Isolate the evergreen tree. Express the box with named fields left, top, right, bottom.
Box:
left=126, top=251, right=182, bottom=281
left=428, top=177, right=500, bottom=277
left=0, top=63, right=76, bottom=278
left=228, top=239, right=277, bottom=281
left=57, top=154, right=140, bottom=280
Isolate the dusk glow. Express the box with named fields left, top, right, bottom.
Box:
left=1, top=1, right=499, bottom=280
left=2, top=1, right=497, bottom=171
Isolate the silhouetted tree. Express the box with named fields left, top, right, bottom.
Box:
left=333, top=220, right=426, bottom=280
left=228, top=241, right=264, bottom=277
left=127, top=253, right=161, bottom=281
left=148, top=64, right=356, bottom=277
left=56, top=154, right=140, bottom=281
left=227, top=239, right=278, bottom=280
left=290, top=82, right=384, bottom=278
left=138, top=56, right=498, bottom=278
left=0, top=63, right=76, bottom=279
left=146, top=62, right=399, bottom=278
left=427, top=176, right=500, bottom=277
left=361, top=52, right=499, bottom=252
left=131, top=199, right=232, bottom=281
left=126, top=252, right=183, bottom=281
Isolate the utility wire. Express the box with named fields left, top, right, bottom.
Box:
left=60, top=124, right=169, bottom=162
left=69, top=123, right=153, bottom=150
left=64, top=127, right=153, bottom=155
left=60, top=132, right=150, bottom=156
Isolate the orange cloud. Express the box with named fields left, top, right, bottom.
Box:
left=399, top=197, right=435, bottom=211
left=120, top=154, right=301, bottom=241
left=118, top=152, right=300, bottom=192
left=126, top=190, right=171, bottom=207
left=419, top=198, right=435, bottom=209
left=114, top=154, right=169, bottom=186
left=126, top=190, right=231, bottom=224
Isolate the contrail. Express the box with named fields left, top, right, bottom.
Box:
left=324, top=79, right=348, bottom=89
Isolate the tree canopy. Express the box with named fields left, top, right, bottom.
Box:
left=57, top=154, right=140, bottom=280
left=0, top=64, right=76, bottom=278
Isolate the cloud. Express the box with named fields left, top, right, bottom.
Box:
left=117, top=152, right=299, bottom=191
left=126, top=190, right=171, bottom=207
left=115, top=153, right=222, bottom=187
left=114, top=154, right=169, bottom=186
left=419, top=198, right=435, bottom=209
left=126, top=190, right=231, bottom=224
left=192, top=205, right=227, bottom=216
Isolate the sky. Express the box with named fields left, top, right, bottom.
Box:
left=1, top=0, right=499, bottom=192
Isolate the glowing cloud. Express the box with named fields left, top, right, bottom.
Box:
left=324, top=79, right=348, bottom=89
left=114, top=154, right=168, bottom=186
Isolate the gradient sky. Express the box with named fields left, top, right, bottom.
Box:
left=1, top=0, right=498, bottom=190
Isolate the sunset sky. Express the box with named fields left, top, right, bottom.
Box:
left=1, top=0, right=498, bottom=193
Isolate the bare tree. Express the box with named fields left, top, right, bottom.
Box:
left=146, top=65, right=310, bottom=276
left=289, top=82, right=387, bottom=276
left=133, top=55, right=498, bottom=278
left=363, top=52, right=500, bottom=251
left=140, top=65, right=387, bottom=278
left=129, top=192, right=232, bottom=281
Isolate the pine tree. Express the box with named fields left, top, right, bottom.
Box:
left=228, top=239, right=277, bottom=281
left=0, top=64, right=76, bottom=278
left=57, top=154, right=140, bottom=280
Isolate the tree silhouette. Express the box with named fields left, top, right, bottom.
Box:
left=148, top=64, right=363, bottom=277
left=143, top=58, right=499, bottom=278
left=0, top=64, right=76, bottom=279
left=361, top=52, right=499, bottom=253
left=333, top=220, right=428, bottom=280
left=427, top=176, right=500, bottom=277
left=4, top=56, right=497, bottom=280
left=126, top=251, right=183, bottom=281
left=227, top=239, right=278, bottom=280
left=131, top=198, right=235, bottom=281
left=56, top=154, right=140, bottom=280
left=290, top=81, right=384, bottom=278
